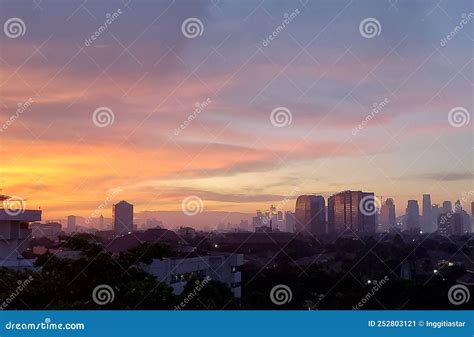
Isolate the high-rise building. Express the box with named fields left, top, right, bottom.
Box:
left=422, top=194, right=433, bottom=232
left=442, top=201, right=452, bottom=213
left=327, top=191, right=376, bottom=234
left=405, top=200, right=420, bottom=231
left=99, top=214, right=104, bottom=230
left=295, top=195, right=326, bottom=235
left=285, top=211, right=296, bottom=233
left=379, top=198, right=396, bottom=231
left=67, top=215, right=76, bottom=233
left=438, top=212, right=462, bottom=236
left=113, top=200, right=134, bottom=234
left=471, top=201, right=474, bottom=218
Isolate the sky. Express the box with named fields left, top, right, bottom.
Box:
left=0, top=0, right=472, bottom=224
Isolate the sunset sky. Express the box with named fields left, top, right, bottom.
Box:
left=0, top=0, right=472, bottom=223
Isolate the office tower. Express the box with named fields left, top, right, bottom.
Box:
left=67, top=215, right=76, bottom=233
left=438, top=212, right=462, bottom=236
left=422, top=194, right=432, bottom=232
left=113, top=200, right=134, bottom=234
left=327, top=191, right=376, bottom=234
left=471, top=202, right=474, bottom=218
left=442, top=201, right=452, bottom=213
left=277, top=211, right=283, bottom=221
left=405, top=200, right=420, bottom=231
left=99, top=214, right=104, bottom=230
left=285, top=211, right=296, bottom=233
left=295, top=195, right=326, bottom=235
left=379, top=198, right=396, bottom=231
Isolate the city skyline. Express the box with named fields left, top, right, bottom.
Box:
left=1, top=1, right=472, bottom=220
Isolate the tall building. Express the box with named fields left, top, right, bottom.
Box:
left=442, top=201, right=452, bottom=213
left=285, top=211, right=296, bottom=233
left=438, top=212, right=462, bottom=236
left=471, top=201, right=474, bottom=218
left=327, top=191, right=376, bottom=234
left=422, top=194, right=433, bottom=232
left=295, top=195, right=326, bottom=235
left=405, top=200, right=420, bottom=231
left=99, top=214, right=104, bottom=230
left=67, top=215, right=76, bottom=233
left=113, top=200, right=134, bottom=234
left=379, top=198, right=396, bottom=231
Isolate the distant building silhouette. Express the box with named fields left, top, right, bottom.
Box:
left=442, top=201, right=452, bottom=213
left=295, top=195, right=326, bottom=235
left=379, top=198, right=396, bottom=231
left=113, top=200, right=133, bottom=234
left=422, top=194, right=433, bottom=232
left=405, top=200, right=420, bottom=231
left=67, top=215, right=76, bottom=233
left=327, top=191, right=376, bottom=234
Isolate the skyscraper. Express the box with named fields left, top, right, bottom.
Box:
left=327, top=191, right=376, bottom=234
left=422, top=194, right=433, bottom=232
left=295, top=195, right=326, bottom=235
left=471, top=201, right=474, bottom=218
left=405, top=200, right=420, bottom=231
left=113, top=200, right=134, bottom=234
left=67, top=215, right=76, bottom=233
left=442, top=201, right=452, bottom=213
left=380, top=198, right=396, bottom=231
